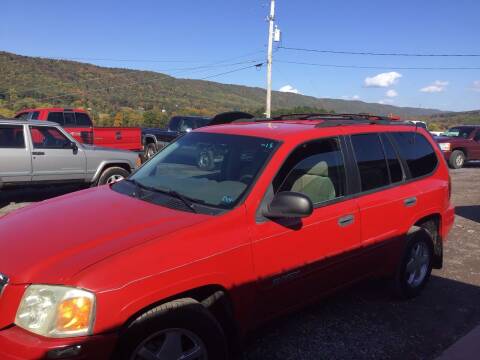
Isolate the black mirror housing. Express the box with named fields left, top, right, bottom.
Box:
left=263, top=191, right=313, bottom=219
left=71, top=142, right=78, bottom=153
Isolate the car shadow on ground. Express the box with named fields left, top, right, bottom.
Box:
left=243, top=275, right=480, bottom=360
left=0, top=184, right=86, bottom=208
left=456, top=205, right=480, bottom=224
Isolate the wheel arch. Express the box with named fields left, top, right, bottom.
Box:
left=413, top=213, right=442, bottom=269
left=452, top=147, right=468, bottom=159
left=120, top=284, right=239, bottom=347
left=92, top=161, right=132, bottom=183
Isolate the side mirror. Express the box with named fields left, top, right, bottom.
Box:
left=71, top=142, right=78, bottom=154
left=263, top=191, right=313, bottom=219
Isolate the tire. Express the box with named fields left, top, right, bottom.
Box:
left=97, top=167, right=130, bottom=186
left=449, top=150, right=466, bottom=169
left=392, top=228, right=433, bottom=299
left=115, top=298, right=228, bottom=360
left=144, top=143, right=157, bottom=160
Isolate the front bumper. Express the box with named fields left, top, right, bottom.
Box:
left=0, top=326, right=118, bottom=360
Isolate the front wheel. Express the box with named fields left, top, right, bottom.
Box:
left=116, top=298, right=228, bottom=360
left=449, top=150, right=465, bottom=169
left=392, top=229, right=433, bottom=299
left=97, top=167, right=130, bottom=186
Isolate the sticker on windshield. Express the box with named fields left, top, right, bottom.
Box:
left=221, top=195, right=234, bottom=205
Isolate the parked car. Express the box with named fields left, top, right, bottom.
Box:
left=434, top=125, right=480, bottom=168
left=0, top=114, right=454, bottom=359
left=142, top=111, right=254, bottom=159
left=15, top=108, right=143, bottom=152
left=407, top=120, right=428, bottom=130
left=0, top=119, right=141, bottom=188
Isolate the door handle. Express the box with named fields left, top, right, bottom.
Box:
left=404, top=197, right=417, bottom=207
left=32, top=151, right=45, bottom=156
left=338, top=214, right=355, bottom=227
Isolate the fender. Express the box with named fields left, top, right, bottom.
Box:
left=91, top=160, right=133, bottom=183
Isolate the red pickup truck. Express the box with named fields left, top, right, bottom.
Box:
left=15, top=108, right=142, bottom=152
left=435, top=125, right=480, bottom=168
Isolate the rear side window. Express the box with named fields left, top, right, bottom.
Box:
left=351, top=133, right=389, bottom=191
left=274, top=137, right=346, bottom=204
left=47, top=112, right=65, bottom=126
left=381, top=133, right=404, bottom=183
left=75, top=112, right=93, bottom=127
left=391, top=132, right=438, bottom=178
left=0, top=125, right=25, bottom=148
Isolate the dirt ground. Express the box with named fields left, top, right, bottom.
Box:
left=0, top=164, right=479, bottom=360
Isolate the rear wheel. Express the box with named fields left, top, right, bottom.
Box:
left=392, top=228, right=433, bottom=299
left=97, top=167, right=129, bottom=186
left=449, top=150, right=465, bottom=169
left=116, top=298, right=228, bottom=360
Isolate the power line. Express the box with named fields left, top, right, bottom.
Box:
left=278, top=46, right=480, bottom=57
left=276, top=60, right=480, bottom=70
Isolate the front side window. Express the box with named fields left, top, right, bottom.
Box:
left=15, top=112, right=29, bottom=120
left=75, top=113, right=93, bottom=127
left=443, top=127, right=474, bottom=139
left=30, top=126, right=72, bottom=149
left=120, top=132, right=279, bottom=211
left=351, top=133, right=389, bottom=192
left=273, top=138, right=346, bottom=204
left=47, top=112, right=65, bottom=126
left=391, top=132, right=438, bottom=178
left=0, top=125, right=25, bottom=148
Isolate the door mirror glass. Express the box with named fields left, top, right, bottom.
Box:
left=263, top=191, right=313, bottom=219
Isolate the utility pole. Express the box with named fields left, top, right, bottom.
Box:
left=266, top=0, right=275, bottom=118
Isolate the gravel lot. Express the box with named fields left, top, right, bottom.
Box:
left=1, top=165, right=479, bottom=360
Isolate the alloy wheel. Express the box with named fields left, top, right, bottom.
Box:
left=405, top=242, right=430, bottom=287
left=131, top=328, right=207, bottom=360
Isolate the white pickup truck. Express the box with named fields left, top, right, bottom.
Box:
left=0, top=119, right=141, bottom=189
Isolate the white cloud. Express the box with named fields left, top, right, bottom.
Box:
left=342, top=95, right=361, bottom=100
left=364, top=72, right=402, bottom=88
left=279, top=85, right=301, bottom=94
left=378, top=99, right=394, bottom=105
left=472, top=80, right=480, bottom=92
left=386, top=89, right=398, bottom=98
left=420, top=80, right=449, bottom=93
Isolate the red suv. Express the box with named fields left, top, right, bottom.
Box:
left=0, top=114, right=455, bottom=360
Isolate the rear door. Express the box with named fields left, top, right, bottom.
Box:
left=251, top=137, right=362, bottom=317
left=349, top=132, right=418, bottom=274
left=0, top=124, right=31, bottom=183
left=28, top=125, right=86, bottom=182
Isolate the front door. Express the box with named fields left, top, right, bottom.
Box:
left=251, top=137, right=361, bottom=319
left=0, top=124, right=31, bottom=183
left=472, top=129, right=480, bottom=159
left=29, top=126, right=86, bottom=182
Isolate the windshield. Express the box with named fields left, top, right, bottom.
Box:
left=443, top=127, right=474, bottom=138
left=120, top=132, right=279, bottom=212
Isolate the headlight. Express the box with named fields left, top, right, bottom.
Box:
left=15, top=285, right=95, bottom=338
left=439, top=143, right=451, bottom=151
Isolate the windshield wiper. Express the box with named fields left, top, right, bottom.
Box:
left=124, top=180, right=200, bottom=213
left=158, top=188, right=199, bottom=213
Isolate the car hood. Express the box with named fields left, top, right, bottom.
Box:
left=0, top=186, right=210, bottom=285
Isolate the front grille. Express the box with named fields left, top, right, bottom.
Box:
left=0, top=273, right=8, bottom=295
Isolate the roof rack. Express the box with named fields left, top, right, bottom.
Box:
left=231, top=112, right=414, bottom=127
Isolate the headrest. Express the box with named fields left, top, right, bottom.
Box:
left=306, top=161, right=329, bottom=177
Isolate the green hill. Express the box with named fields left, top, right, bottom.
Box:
left=0, top=51, right=443, bottom=126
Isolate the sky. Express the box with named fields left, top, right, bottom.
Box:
left=1, top=0, right=480, bottom=111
